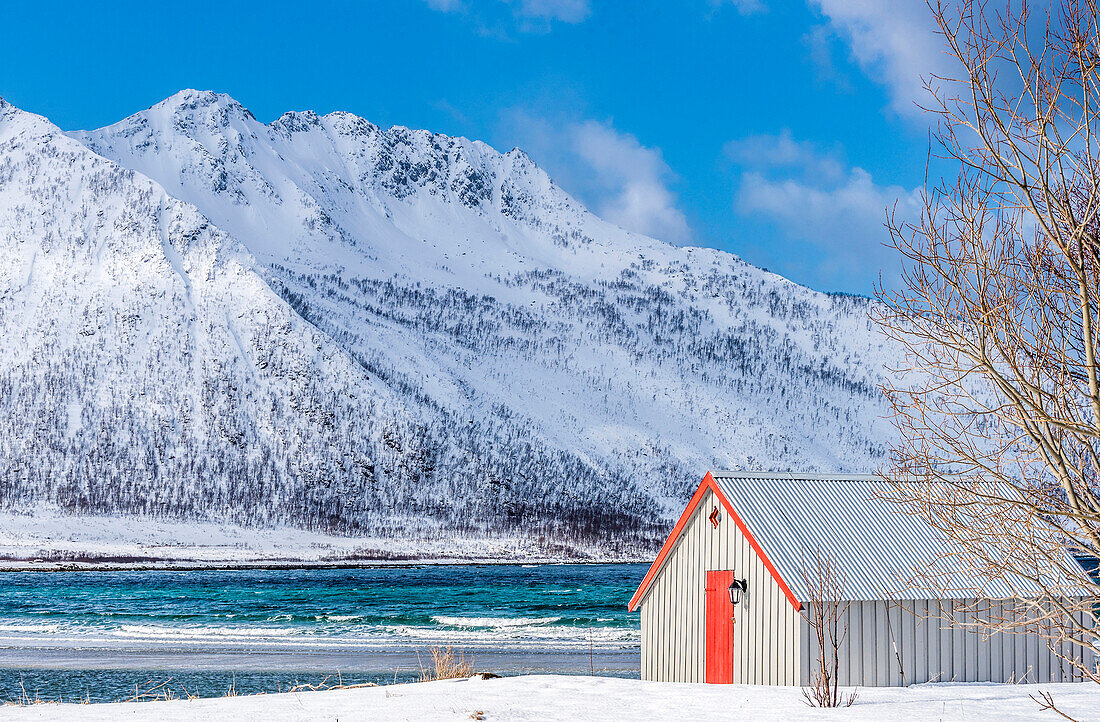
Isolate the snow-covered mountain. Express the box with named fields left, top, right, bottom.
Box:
left=0, top=90, right=896, bottom=556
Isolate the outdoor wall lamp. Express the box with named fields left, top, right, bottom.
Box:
left=727, top=578, right=747, bottom=605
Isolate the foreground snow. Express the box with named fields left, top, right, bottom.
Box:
left=1, top=675, right=1096, bottom=721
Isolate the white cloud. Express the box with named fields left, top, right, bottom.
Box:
left=710, top=0, right=766, bottom=14
left=729, top=132, right=921, bottom=288
left=724, top=130, right=844, bottom=184
left=571, top=120, right=692, bottom=243
left=422, top=0, right=590, bottom=28
left=808, top=0, right=950, bottom=114
left=738, top=168, right=919, bottom=245
left=511, top=0, right=590, bottom=23
left=500, top=111, right=692, bottom=243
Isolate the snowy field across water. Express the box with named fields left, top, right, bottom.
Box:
left=0, top=510, right=629, bottom=568
left=1, top=675, right=1097, bottom=721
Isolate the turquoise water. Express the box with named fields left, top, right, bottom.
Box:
left=0, top=564, right=646, bottom=703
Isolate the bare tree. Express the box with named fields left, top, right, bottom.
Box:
left=874, top=0, right=1100, bottom=682
left=800, top=549, right=858, bottom=708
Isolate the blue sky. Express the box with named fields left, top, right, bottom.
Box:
left=0, top=0, right=949, bottom=295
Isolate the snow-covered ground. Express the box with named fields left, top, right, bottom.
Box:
left=0, top=510, right=623, bottom=568
left=0, top=675, right=1096, bottom=721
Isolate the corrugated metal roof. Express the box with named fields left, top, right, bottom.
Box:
left=711, top=471, right=1068, bottom=602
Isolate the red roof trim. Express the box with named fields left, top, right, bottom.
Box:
left=627, top=472, right=715, bottom=611
left=627, top=472, right=802, bottom=612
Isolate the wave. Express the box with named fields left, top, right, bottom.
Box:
left=111, top=624, right=314, bottom=639
left=0, top=623, right=63, bottom=634
left=0, top=620, right=640, bottom=651
left=0, top=606, right=639, bottom=652
left=431, top=616, right=561, bottom=628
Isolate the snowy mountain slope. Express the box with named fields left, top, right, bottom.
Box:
left=0, top=90, right=899, bottom=556
left=0, top=97, right=660, bottom=552
left=75, top=92, right=896, bottom=477
left=0, top=97, right=409, bottom=529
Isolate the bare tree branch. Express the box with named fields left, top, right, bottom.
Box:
left=874, top=0, right=1100, bottom=685
left=800, top=548, right=858, bottom=708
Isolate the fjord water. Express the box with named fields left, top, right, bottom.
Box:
left=0, top=564, right=645, bottom=703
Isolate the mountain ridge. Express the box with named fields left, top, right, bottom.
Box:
left=0, top=91, right=896, bottom=556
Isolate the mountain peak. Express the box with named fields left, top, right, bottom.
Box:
left=0, top=96, right=90, bottom=153
left=73, top=90, right=601, bottom=260
left=143, top=89, right=256, bottom=127
left=272, top=109, right=323, bottom=134
left=160, top=88, right=243, bottom=109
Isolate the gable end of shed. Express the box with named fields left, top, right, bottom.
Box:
left=628, top=472, right=802, bottom=612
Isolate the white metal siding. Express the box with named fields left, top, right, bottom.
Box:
left=799, top=598, right=1094, bottom=685
left=637, top=489, right=802, bottom=684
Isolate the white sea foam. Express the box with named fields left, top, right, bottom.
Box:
left=0, top=614, right=639, bottom=653
left=0, top=623, right=63, bottom=634
left=110, top=624, right=313, bottom=639
left=0, top=620, right=640, bottom=652
left=431, top=616, right=561, bottom=628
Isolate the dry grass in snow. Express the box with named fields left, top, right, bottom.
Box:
left=419, top=646, right=476, bottom=681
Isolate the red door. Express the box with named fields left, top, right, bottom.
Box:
left=705, top=570, right=736, bottom=683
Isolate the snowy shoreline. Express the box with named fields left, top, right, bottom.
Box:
left=1, top=675, right=1098, bottom=721
left=0, top=510, right=650, bottom=572
left=0, top=558, right=648, bottom=573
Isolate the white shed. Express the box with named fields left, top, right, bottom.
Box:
left=628, top=471, right=1094, bottom=685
